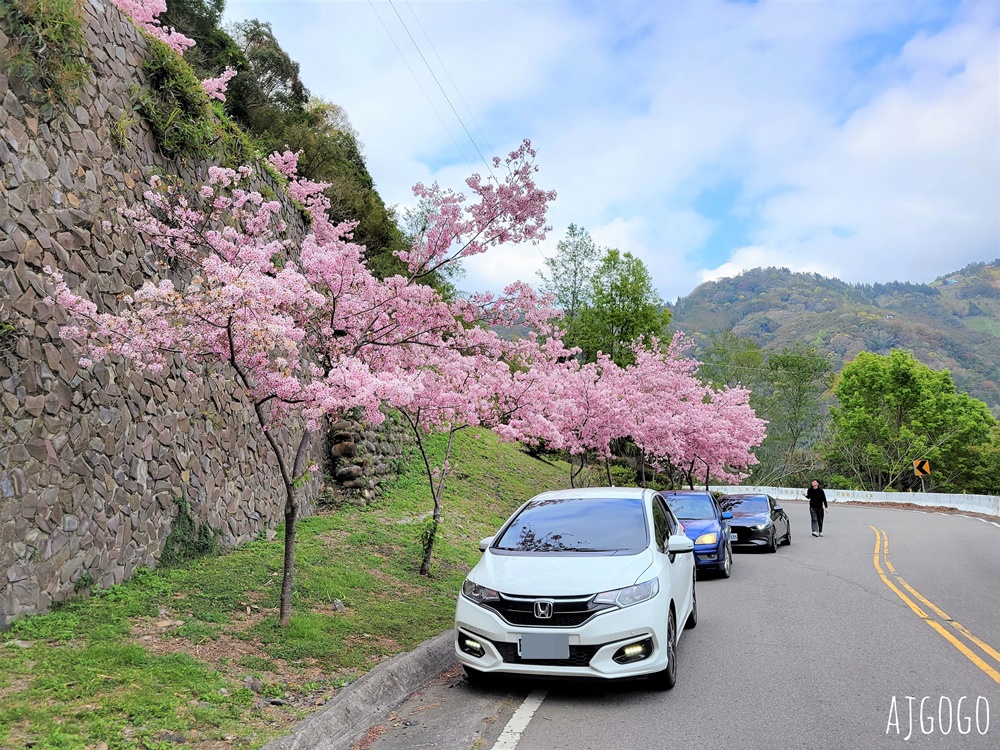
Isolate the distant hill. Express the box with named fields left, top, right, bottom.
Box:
left=669, top=261, right=1000, bottom=414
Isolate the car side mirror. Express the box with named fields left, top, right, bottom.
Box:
left=666, top=534, right=694, bottom=554
left=721, top=511, right=733, bottom=520
left=773, top=505, right=783, bottom=512
left=478, top=536, right=494, bottom=552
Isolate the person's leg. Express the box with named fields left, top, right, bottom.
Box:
left=817, top=507, right=825, bottom=535
left=810, top=507, right=819, bottom=535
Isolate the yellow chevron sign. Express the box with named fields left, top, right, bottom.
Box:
left=913, top=459, right=931, bottom=477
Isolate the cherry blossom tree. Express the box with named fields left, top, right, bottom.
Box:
left=112, top=1, right=195, bottom=54
left=393, top=290, right=571, bottom=574
left=515, top=354, right=627, bottom=487
left=47, top=140, right=555, bottom=624
left=621, top=335, right=766, bottom=488
left=512, top=332, right=767, bottom=490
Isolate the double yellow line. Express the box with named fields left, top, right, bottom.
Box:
left=870, top=526, right=1000, bottom=685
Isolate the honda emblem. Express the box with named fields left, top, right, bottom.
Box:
left=534, top=600, right=554, bottom=619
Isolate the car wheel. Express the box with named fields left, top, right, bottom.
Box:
left=767, top=530, right=778, bottom=553
left=463, top=665, right=489, bottom=687
left=685, top=574, right=698, bottom=629
left=784, top=525, right=792, bottom=546
left=649, top=610, right=678, bottom=690
left=719, top=544, right=732, bottom=578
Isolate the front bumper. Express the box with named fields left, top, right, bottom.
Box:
left=730, top=525, right=771, bottom=547
left=693, top=540, right=725, bottom=568
left=454, top=593, right=669, bottom=680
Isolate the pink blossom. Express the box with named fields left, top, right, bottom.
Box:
left=201, top=67, right=237, bottom=101
left=112, top=0, right=195, bottom=54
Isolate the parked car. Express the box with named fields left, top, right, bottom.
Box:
left=455, top=487, right=696, bottom=690
left=661, top=490, right=733, bottom=578
left=718, top=493, right=791, bottom=552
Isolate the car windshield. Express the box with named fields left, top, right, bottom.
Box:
left=720, top=495, right=769, bottom=514
left=664, top=495, right=716, bottom=520
left=493, top=497, right=648, bottom=553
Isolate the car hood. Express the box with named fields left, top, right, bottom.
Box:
left=729, top=512, right=770, bottom=525
left=471, top=549, right=655, bottom=596
left=679, top=518, right=719, bottom=539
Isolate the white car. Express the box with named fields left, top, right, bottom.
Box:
left=455, top=487, right=696, bottom=689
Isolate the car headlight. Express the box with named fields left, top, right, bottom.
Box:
left=754, top=523, right=768, bottom=530
left=462, top=579, right=500, bottom=603
left=694, top=532, right=718, bottom=545
left=593, top=578, right=660, bottom=608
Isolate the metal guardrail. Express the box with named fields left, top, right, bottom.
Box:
left=709, top=485, right=1000, bottom=517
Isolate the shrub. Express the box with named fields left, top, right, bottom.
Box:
left=0, top=0, right=90, bottom=106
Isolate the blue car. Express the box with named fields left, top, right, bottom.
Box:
left=662, top=490, right=733, bottom=578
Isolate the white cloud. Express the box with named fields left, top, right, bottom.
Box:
left=699, top=245, right=840, bottom=285
left=223, top=0, right=1000, bottom=301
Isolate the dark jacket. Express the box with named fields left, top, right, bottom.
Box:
left=806, top=486, right=828, bottom=509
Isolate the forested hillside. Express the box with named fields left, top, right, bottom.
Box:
left=670, top=261, right=1000, bottom=414
left=159, top=0, right=410, bottom=278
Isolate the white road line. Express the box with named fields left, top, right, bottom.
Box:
left=490, top=690, right=547, bottom=750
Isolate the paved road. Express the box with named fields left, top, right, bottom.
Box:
left=365, top=501, right=1000, bottom=750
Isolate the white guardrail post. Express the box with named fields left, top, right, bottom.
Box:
left=708, top=485, right=1000, bottom=517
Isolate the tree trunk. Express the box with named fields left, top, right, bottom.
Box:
left=278, top=431, right=312, bottom=626
left=279, top=487, right=298, bottom=626
left=640, top=448, right=647, bottom=486
left=605, top=457, right=612, bottom=486
left=417, top=426, right=456, bottom=576
left=570, top=451, right=585, bottom=488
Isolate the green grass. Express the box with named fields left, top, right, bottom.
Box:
left=0, top=0, right=91, bottom=107
left=0, top=429, right=571, bottom=748
left=962, top=316, right=1000, bottom=337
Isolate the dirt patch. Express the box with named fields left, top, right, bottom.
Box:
left=352, top=716, right=393, bottom=750
left=0, top=673, right=31, bottom=703
left=368, top=567, right=424, bottom=596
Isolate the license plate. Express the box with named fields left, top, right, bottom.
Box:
left=518, top=632, right=570, bottom=660
left=729, top=532, right=738, bottom=542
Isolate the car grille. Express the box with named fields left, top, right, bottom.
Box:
left=482, top=594, right=614, bottom=628
left=731, top=526, right=760, bottom=542
left=489, top=639, right=601, bottom=667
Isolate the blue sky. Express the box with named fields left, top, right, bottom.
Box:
left=224, top=0, right=999, bottom=302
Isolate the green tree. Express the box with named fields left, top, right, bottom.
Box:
left=700, top=330, right=765, bottom=390
left=575, top=249, right=671, bottom=366
left=824, top=349, right=995, bottom=491
left=965, top=425, right=1000, bottom=495
left=755, top=343, right=832, bottom=484
left=162, top=0, right=238, bottom=80
left=537, top=224, right=601, bottom=321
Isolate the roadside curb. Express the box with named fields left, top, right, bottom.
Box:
left=264, top=630, right=456, bottom=750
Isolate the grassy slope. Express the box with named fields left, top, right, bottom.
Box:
left=0, top=430, right=571, bottom=749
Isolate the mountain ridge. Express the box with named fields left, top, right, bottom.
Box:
left=668, top=260, right=1000, bottom=414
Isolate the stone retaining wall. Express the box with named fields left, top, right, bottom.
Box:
left=0, top=0, right=322, bottom=626
left=327, top=411, right=414, bottom=505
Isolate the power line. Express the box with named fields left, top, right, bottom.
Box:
left=386, top=0, right=499, bottom=184
left=403, top=0, right=498, bottom=167
left=367, top=0, right=476, bottom=176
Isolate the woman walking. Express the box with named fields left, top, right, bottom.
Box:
left=805, top=479, right=829, bottom=537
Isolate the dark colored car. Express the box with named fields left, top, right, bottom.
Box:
left=662, top=490, right=733, bottom=577
left=719, top=494, right=790, bottom=552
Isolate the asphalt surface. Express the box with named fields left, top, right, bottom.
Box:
left=364, top=500, right=1000, bottom=750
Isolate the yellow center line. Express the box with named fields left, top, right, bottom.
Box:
left=869, top=525, right=1000, bottom=685
left=880, top=529, right=1000, bottom=666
